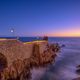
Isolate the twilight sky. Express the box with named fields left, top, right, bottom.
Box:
left=0, top=0, right=80, bottom=37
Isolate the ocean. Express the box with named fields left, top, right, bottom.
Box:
left=0, top=37, right=80, bottom=80
left=31, top=37, right=80, bottom=80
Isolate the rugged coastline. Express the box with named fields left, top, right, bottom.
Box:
left=0, top=39, right=60, bottom=80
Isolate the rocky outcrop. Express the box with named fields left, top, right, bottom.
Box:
left=76, top=65, right=80, bottom=75
left=72, top=77, right=80, bottom=80
left=72, top=65, right=80, bottom=80
left=0, top=39, right=60, bottom=80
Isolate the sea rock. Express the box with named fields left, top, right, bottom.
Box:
left=72, top=77, right=80, bottom=80
left=76, top=69, right=80, bottom=75
left=50, top=43, right=60, bottom=52
left=61, top=44, right=66, bottom=47
left=76, top=65, right=80, bottom=68
left=76, top=65, right=80, bottom=75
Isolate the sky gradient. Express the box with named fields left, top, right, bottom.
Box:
left=0, top=0, right=80, bottom=37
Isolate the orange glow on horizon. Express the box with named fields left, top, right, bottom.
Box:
left=46, top=29, right=80, bottom=37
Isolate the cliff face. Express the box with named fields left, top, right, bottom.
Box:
left=0, top=39, right=31, bottom=66
left=0, top=39, right=60, bottom=80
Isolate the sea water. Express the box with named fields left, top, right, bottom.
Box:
left=31, top=37, right=80, bottom=80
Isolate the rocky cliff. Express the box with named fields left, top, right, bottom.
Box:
left=0, top=39, right=60, bottom=80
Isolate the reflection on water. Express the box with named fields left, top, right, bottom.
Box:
left=31, top=38, right=80, bottom=80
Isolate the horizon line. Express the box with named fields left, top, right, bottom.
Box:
left=0, top=36, right=80, bottom=38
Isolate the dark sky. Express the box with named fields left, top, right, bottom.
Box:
left=0, top=0, right=80, bottom=37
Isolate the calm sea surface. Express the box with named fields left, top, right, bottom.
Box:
left=1, top=37, right=80, bottom=80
